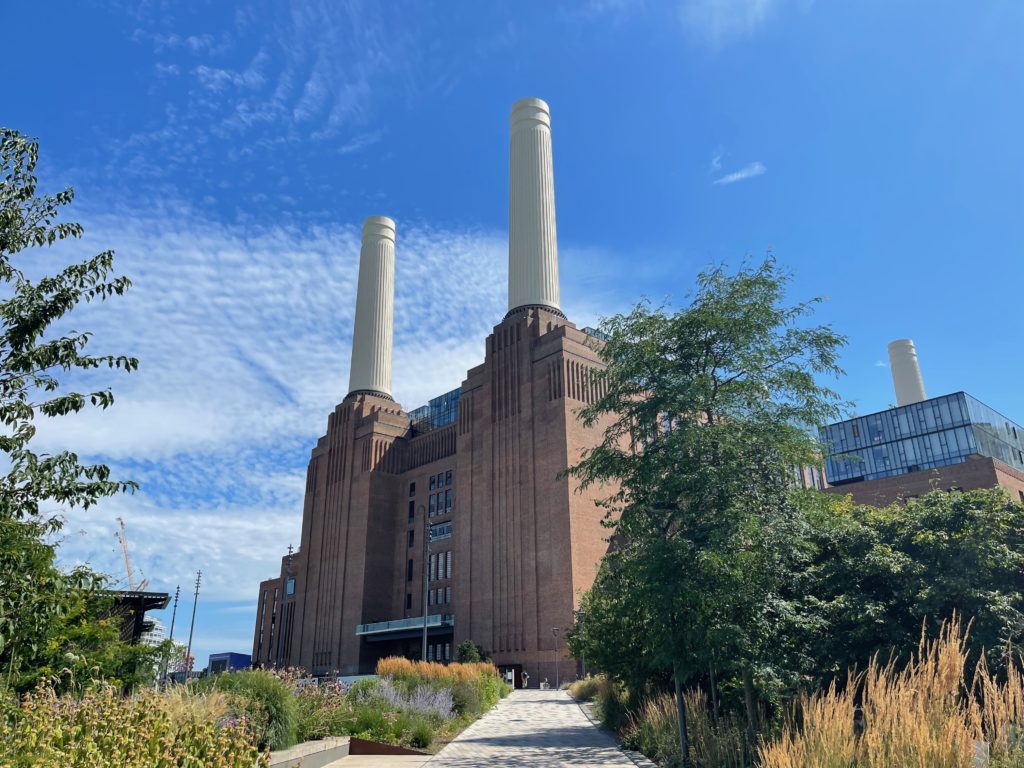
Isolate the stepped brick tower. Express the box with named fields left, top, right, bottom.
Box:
left=253, top=99, right=614, bottom=684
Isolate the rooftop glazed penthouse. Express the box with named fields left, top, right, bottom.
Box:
left=820, top=340, right=1024, bottom=505
left=252, top=99, right=613, bottom=682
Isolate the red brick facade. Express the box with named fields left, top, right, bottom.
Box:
left=253, top=306, right=615, bottom=681
left=824, top=453, right=1024, bottom=507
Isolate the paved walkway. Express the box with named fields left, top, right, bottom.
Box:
left=424, top=689, right=639, bottom=768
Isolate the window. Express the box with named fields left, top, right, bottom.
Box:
left=428, top=590, right=434, bottom=606
left=408, top=500, right=415, bottom=523
left=429, top=554, right=436, bottom=581
left=405, top=593, right=412, bottom=610
left=445, top=586, right=451, bottom=604
left=430, top=475, right=436, bottom=491
left=427, top=645, right=434, bottom=661
left=428, top=495, right=435, bottom=517
left=445, top=643, right=451, bottom=661
left=437, top=492, right=444, bottom=514
left=409, top=482, right=416, bottom=497
left=408, top=530, right=415, bottom=548
left=437, top=588, right=443, bottom=604
left=446, top=551, right=452, bottom=579
left=407, top=559, right=413, bottom=582
left=285, top=576, right=296, bottom=596
left=445, top=489, right=452, bottom=512
left=437, top=472, right=445, bottom=488
left=445, top=470, right=453, bottom=486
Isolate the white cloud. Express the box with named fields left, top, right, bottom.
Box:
left=680, top=0, right=812, bottom=46
left=875, top=360, right=888, bottom=368
left=712, top=160, right=766, bottom=185
left=36, top=204, right=506, bottom=608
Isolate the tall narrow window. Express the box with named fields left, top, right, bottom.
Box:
left=446, top=551, right=452, bottom=579
left=427, top=645, right=434, bottom=661
left=407, top=559, right=413, bottom=582
left=428, top=590, right=434, bottom=606
left=445, top=586, right=451, bottom=604
left=409, top=482, right=416, bottom=497
left=445, top=643, right=451, bottom=661
left=430, top=475, right=436, bottom=491
left=429, top=554, right=436, bottom=581
left=408, top=500, right=415, bottom=523
left=437, top=472, right=445, bottom=488
left=445, top=489, right=452, bottom=512
left=408, top=530, right=415, bottom=548
left=437, top=492, right=444, bottom=514
left=405, top=593, right=412, bottom=609
left=445, top=469, right=453, bottom=485
left=428, top=495, right=435, bottom=517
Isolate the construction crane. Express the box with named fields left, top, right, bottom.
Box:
left=115, top=517, right=149, bottom=591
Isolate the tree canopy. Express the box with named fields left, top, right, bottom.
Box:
left=0, top=128, right=145, bottom=691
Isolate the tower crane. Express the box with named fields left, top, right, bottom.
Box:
left=115, top=517, right=149, bottom=591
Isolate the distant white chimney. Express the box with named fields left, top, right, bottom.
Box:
left=348, top=216, right=395, bottom=398
left=508, top=97, right=561, bottom=314
left=887, top=339, right=927, bottom=406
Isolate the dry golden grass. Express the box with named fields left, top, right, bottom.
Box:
left=759, top=617, right=1024, bottom=768
left=155, top=684, right=233, bottom=734
left=375, top=657, right=500, bottom=685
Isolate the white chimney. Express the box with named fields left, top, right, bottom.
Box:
left=348, top=216, right=395, bottom=398
left=508, top=97, right=561, bottom=314
left=888, top=339, right=927, bottom=406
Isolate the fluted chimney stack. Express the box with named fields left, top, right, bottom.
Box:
left=347, top=216, right=395, bottom=398
left=888, top=339, right=927, bottom=406
left=508, top=97, right=561, bottom=314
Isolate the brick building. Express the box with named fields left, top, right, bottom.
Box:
left=252, top=99, right=613, bottom=683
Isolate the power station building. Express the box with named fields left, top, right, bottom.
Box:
left=252, top=98, right=613, bottom=682
left=821, top=340, right=1024, bottom=506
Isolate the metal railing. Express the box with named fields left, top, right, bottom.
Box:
left=355, top=613, right=454, bottom=636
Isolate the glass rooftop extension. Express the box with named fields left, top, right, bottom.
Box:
left=408, top=387, right=460, bottom=436
left=820, top=392, right=1024, bottom=485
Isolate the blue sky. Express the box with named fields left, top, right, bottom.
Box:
left=7, top=0, right=1023, bottom=665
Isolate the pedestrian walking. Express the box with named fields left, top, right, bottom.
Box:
left=521, top=669, right=529, bottom=689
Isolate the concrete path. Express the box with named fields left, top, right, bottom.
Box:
left=425, top=689, right=639, bottom=768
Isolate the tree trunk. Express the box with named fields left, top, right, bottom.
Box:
left=708, top=661, right=720, bottom=727
left=675, top=670, right=691, bottom=766
left=743, top=668, right=759, bottom=752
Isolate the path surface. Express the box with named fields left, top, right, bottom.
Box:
left=424, top=689, right=639, bottom=768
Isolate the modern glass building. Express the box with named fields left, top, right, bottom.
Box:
left=821, top=392, right=1024, bottom=486
left=408, top=388, right=461, bottom=434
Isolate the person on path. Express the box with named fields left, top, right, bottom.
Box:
left=521, top=670, right=529, bottom=689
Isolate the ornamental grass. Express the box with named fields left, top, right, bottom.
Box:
left=759, top=617, right=1024, bottom=768
left=375, top=657, right=501, bottom=685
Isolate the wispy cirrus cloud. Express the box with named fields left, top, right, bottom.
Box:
left=712, top=160, right=766, bottom=185
left=36, top=200, right=509, bottom=657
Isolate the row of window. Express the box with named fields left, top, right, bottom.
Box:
left=430, top=551, right=452, bottom=581
left=427, top=642, right=451, bottom=662
left=408, top=469, right=454, bottom=498
left=429, top=490, right=452, bottom=517
left=428, top=586, right=451, bottom=606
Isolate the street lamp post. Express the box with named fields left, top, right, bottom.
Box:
left=552, top=626, right=561, bottom=689
left=420, top=505, right=430, bottom=661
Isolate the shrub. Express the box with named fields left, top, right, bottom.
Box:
left=0, top=682, right=264, bottom=767
left=623, top=691, right=746, bottom=768
left=205, top=669, right=299, bottom=750
left=569, top=675, right=604, bottom=702
left=409, top=718, right=434, bottom=749
left=455, top=640, right=481, bottom=663
left=451, top=679, right=484, bottom=716
left=295, top=681, right=352, bottom=742
left=593, top=676, right=631, bottom=733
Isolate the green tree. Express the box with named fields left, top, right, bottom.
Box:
left=794, top=486, right=1024, bottom=682
left=455, top=640, right=482, bottom=663
left=567, top=258, right=846, bottom=763
left=0, top=128, right=138, bottom=688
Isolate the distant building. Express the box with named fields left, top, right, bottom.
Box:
left=208, top=652, right=251, bottom=674
left=821, top=341, right=1024, bottom=506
